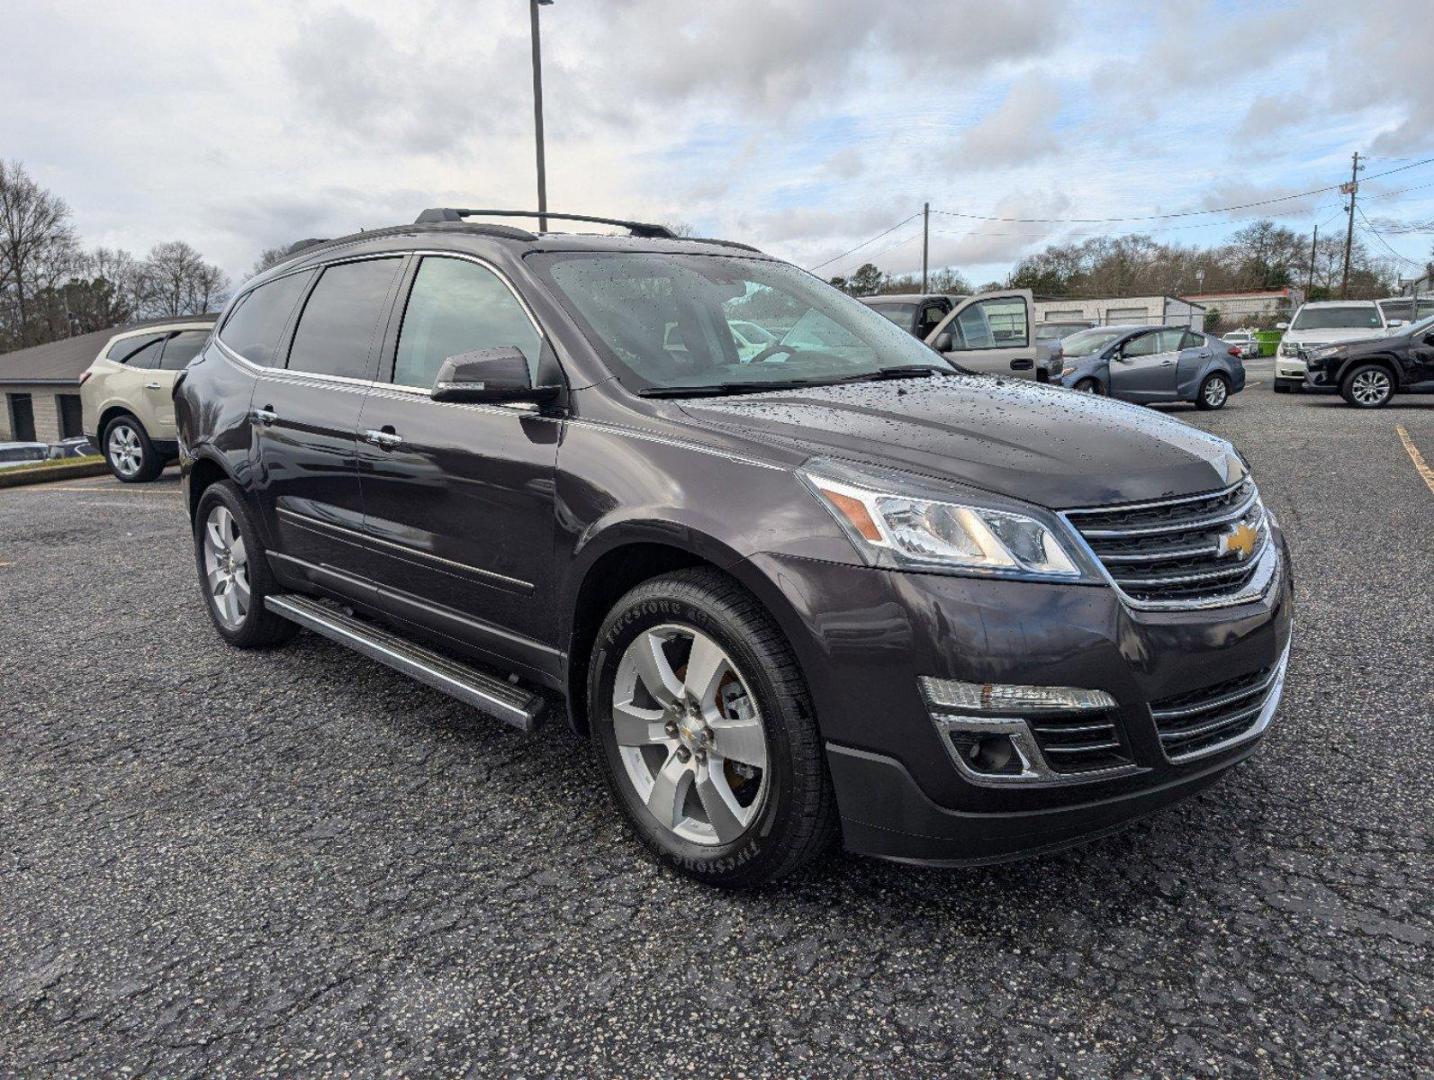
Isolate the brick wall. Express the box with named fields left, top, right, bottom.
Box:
left=2, top=384, right=75, bottom=443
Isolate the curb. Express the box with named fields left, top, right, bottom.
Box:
left=0, top=460, right=112, bottom=489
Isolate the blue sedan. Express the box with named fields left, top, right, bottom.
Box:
left=1055, top=325, right=1246, bottom=409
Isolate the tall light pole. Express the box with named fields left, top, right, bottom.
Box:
left=530, top=0, right=554, bottom=232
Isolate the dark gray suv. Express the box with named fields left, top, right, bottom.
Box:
left=175, top=209, right=1292, bottom=887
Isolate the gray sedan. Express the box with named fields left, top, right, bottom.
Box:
left=1056, top=325, right=1246, bottom=410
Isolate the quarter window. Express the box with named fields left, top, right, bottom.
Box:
left=107, top=334, right=164, bottom=363
left=220, top=272, right=313, bottom=367
left=393, top=257, right=542, bottom=388
left=287, top=259, right=403, bottom=379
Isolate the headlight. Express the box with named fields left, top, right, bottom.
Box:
left=1278, top=341, right=1298, bottom=356
left=1309, top=345, right=1342, bottom=360
left=798, top=458, right=1086, bottom=580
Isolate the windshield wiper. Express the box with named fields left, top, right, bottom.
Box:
left=638, top=379, right=824, bottom=398
left=839, top=365, right=948, bottom=383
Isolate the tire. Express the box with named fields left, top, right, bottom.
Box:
left=1272, top=382, right=1291, bottom=394
left=1196, top=373, right=1230, bottom=411
left=1340, top=363, right=1395, bottom=408
left=1074, top=377, right=1105, bottom=395
left=103, top=414, right=163, bottom=483
left=193, top=481, right=297, bottom=648
left=587, top=568, right=838, bottom=888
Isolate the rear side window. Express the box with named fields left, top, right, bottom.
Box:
left=220, top=272, right=312, bottom=366
left=393, top=257, right=541, bottom=388
left=107, top=334, right=164, bottom=364
left=159, top=330, right=211, bottom=371
left=124, top=337, right=166, bottom=369
left=287, top=259, right=403, bottom=379
left=1181, top=330, right=1205, bottom=349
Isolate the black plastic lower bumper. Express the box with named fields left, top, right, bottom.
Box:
left=828, top=738, right=1258, bottom=865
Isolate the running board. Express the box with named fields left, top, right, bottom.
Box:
left=264, top=594, right=545, bottom=732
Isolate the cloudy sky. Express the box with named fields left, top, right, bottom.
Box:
left=4, top=0, right=1432, bottom=288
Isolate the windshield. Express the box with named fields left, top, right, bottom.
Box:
left=1060, top=328, right=1126, bottom=357
left=533, top=252, right=957, bottom=392
left=1291, top=306, right=1382, bottom=331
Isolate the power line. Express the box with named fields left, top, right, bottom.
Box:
left=1356, top=205, right=1426, bottom=268
left=809, top=213, right=921, bottom=271
left=929, top=156, right=1434, bottom=225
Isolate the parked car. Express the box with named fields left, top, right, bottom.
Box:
left=1057, top=325, right=1245, bottom=409
left=176, top=208, right=1292, bottom=888
left=859, top=293, right=958, bottom=340
left=80, top=318, right=217, bottom=481
left=1375, top=295, right=1434, bottom=328
left=922, top=288, right=1064, bottom=381
left=1220, top=329, right=1261, bottom=359
left=47, top=436, right=99, bottom=459
left=1274, top=301, right=1389, bottom=393
left=1303, top=312, right=1434, bottom=407
left=0, top=441, right=49, bottom=470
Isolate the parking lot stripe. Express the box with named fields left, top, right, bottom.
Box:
left=1395, top=425, right=1434, bottom=495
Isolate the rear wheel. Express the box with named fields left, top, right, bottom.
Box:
left=588, top=569, right=837, bottom=888
left=103, top=415, right=163, bottom=483
left=1341, top=364, right=1394, bottom=408
left=193, top=481, right=297, bottom=648
left=1197, top=373, right=1230, bottom=410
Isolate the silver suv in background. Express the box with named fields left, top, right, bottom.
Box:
left=1274, top=301, right=1388, bottom=393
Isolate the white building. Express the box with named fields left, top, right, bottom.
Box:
left=1034, top=295, right=1206, bottom=329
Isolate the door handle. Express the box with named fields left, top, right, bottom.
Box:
left=252, top=406, right=277, bottom=426
left=364, top=428, right=403, bottom=450
left=1160, top=359, right=1174, bottom=366
left=1010, top=358, right=1034, bottom=371
left=144, top=381, right=163, bottom=390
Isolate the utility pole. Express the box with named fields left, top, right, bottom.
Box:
left=1306, top=223, right=1318, bottom=297
left=921, top=202, right=929, bottom=293
left=1340, top=151, right=1362, bottom=299
left=529, top=0, right=553, bottom=232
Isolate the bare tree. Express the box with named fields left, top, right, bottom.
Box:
left=137, top=241, right=230, bottom=317
left=251, top=245, right=291, bottom=277
left=0, top=159, right=81, bottom=348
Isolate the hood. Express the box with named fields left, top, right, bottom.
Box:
left=1317, top=330, right=1407, bottom=356
left=1283, top=325, right=1387, bottom=346
left=678, top=375, right=1244, bottom=510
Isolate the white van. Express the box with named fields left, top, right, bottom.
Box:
left=1274, top=301, right=1388, bottom=392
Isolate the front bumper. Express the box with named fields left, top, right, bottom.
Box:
left=747, top=524, right=1294, bottom=865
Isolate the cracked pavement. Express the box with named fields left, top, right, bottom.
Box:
left=1, top=376, right=1431, bottom=1077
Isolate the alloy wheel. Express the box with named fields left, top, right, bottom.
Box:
left=107, top=424, right=143, bottom=478
left=1350, top=370, right=1391, bottom=406
left=1203, top=377, right=1228, bottom=408
left=611, top=624, right=769, bottom=846
left=202, top=504, right=250, bottom=630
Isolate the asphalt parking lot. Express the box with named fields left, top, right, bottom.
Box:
left=2, top=371, right=1431, bottom=1078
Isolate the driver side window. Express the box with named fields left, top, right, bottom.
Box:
left=393, top=257, right=542, bottom=388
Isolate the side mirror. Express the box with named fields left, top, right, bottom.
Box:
left=1388, top=319, right=1406, bottom=328
left=1275, top=321, right=1289, bottom=330
left=430, top=347, right=556, bottom=404
left=933, top=332, right=953, bottom=352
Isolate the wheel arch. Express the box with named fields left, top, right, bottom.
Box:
left=1336, top=353, right=1402, bottom=390
left=186, top=450, right=235, bottom=525
left=560, top=520, right=808, bottom=738
left=97, top=405, right=144, bottom=442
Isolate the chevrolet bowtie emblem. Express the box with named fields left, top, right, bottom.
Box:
left=1217, top=521, right=1259, bottom=561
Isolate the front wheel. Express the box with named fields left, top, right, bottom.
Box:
left=1197, top=373, right=1230, bottom=410
left=588, top=569, right=837, bottom=888
left=1073, top=377, right=1105, bottom=395
left=1341, top=364, right=1394, bottom=408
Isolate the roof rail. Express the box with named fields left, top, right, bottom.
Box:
left=285, top=237, right=331, bottom=256
left=415, top=208, right=677, bottom=239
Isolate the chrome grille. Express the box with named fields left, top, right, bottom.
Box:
left=1064, top=478, right=1270, bottom=607
left=1150, top=656, right=1284, bottom=763
left=1027, top=710, right=1132, bottom=774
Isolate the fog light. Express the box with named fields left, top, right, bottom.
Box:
left=948, top=731, right=1022, bottom=776
left=920, top=677, right=1115, bottom=714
